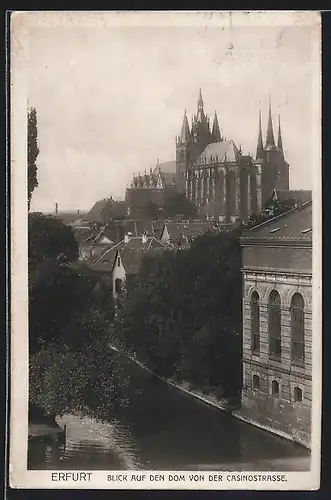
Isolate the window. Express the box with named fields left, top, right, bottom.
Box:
left=294, top=387, right=303, bottom=402
left=268, top=290, right=281, bottom=358
left=271, top=380, right=279, bottom=396
left=290, top=293, right=305, bottom=363
left=252, top=374, right=260, bottom=390
left=117, top=257, right=121, bottom=267
left=251, top=292, right=260, bottom=354
left=114, top=278, right=122, bottom=295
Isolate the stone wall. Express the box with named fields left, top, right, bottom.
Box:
left=240, top=268, right=312, bottom=449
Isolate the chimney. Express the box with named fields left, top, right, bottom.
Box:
left=77, top=208, right=80, bottom=216
left=124, top=232, right=132, bottom=243
left=55, top=203, right=58, bottom=215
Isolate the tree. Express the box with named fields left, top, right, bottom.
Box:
left=114, top=227, right=244, bottom=397
left=28, top=213, right=79, bottom=266
left=142, top=200, right=160, bottom=219
left=162, top=193, right=197, bottom=219
left=27, top=107, right=39, bottom=211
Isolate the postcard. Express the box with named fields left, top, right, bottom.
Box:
left=9, top=10, right=322, bottom=490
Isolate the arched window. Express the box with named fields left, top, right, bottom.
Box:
left=290, top=293, right=305, bottom=363
left=294, top=387, right=303, bottom=402
left=271, top=380, right=279, bottom=396
left=268, top=290, right=281, bottom=358
left=251, top=292, right=260, bottom=354
left=115, top=278, right=122, bottom=295
left=252, top=374, right=260, bottom=390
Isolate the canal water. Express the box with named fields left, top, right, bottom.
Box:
left=28, top=360, right=310, bottom=471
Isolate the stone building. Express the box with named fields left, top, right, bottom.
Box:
left=239, top=201, right=312, bottom=448
left=177, top=90, right=289, bottom=223
left=125, top=161, right=177, bottom=218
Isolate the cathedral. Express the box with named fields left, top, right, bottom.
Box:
left=176, top=89, right=289, bottom=223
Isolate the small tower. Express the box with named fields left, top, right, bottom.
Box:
left=256, top=109, right=264, bottom=160
left=265, top=97, right=276, bottom=150
left=176, top=110, right=191, bottom=193
left=277, top=115, right=283, bottom=153
left=211, top=111, right=222, bottom=143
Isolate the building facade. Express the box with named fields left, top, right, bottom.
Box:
left=126, top=162, right=177, bottom=218
left=240, top=202, right=312, bottom=448
left=177, top=90, right=289, bottom=223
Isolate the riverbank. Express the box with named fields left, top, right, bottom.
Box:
left=164, top=378, right=311, bottom=450
left=28, top=404, right=66, bottom=443
left=111, top=345, right=311, bottom=450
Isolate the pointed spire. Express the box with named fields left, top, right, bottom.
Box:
left=277, top=115, right=283, bottom=151
left=211, top=111, right=221, bottom=142
left=256, top=109, right=264, bottom=160
left=265, top=96, right=275, bottom=148
left=180, top=110, right=191, bottom=143
left=198, top=88, right=203, bottom=110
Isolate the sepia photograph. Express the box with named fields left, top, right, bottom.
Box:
left=9, top=10, right=322, bottom=490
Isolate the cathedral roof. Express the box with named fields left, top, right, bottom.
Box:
left=198, top=140, right=240, bottom=164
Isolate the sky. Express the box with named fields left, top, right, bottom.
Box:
left=26, top=12, right=320, bottom=213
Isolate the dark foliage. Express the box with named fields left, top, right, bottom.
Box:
left=162, top=192, right=197, bottom=219
left=27, top=107, right=39, bottom=211
left=114, top=227, right=243, bottom=397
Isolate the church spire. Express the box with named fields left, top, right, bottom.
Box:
left=265, top=96, right=275, bottom=148
left=211, top=111, right=222, bottom=142
left=180, top=109, right=191, bottom=143
left=256, top=109, right=264, bottom=160
left=277, top=115, right=283, bottom=151
left=198, top=88, right=204, bottom=111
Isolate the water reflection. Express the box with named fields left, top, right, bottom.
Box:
left=28, top=366, right=311, bottom=471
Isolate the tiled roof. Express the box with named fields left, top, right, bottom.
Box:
left=159, top=220, right=220, bottom=244
left=155, top=161, right=176, bottom=174
left=198, top=140, right=240, bottom=164
left=90, top=235, right=169, bottom=273
left=88, top=199, right=111, bottom=223
left=242, top=201, right=312, bottom=242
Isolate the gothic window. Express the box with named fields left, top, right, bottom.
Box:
left=271, top=380, right=280, bottom=397
left=115, top=278, right=122, bottom=295
left=268, top=290, right=281, bottom=358
left=290, top=293, right=305, bottom=364
left=251, top=291, right=260, bottom=354
left=252, top=374, right=260, bottom=390
left=294, top=387, right=303, bottom=402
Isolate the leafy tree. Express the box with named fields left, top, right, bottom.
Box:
left=142, top=200, right=160, bottom=219
left=114, top=227, right=243, bottom=397
left=162, top=192, right=197, bottom=219
left=27, top=108, right=39, bottom=211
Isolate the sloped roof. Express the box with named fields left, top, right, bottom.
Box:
left=198, top=140, right=240, bottom=164
left=160, top=221, right=217, bottom=243
left=272, top=189, right=312, bottom=204
left=88, top=199, right=111, bottom=223
left=242, top=201, right=312, bottom=242
left=153, top=161, right=176, bottom=174
left=90, top=235, right=170, bottom=273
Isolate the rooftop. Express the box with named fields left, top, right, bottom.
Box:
left=242, top=201, right=312, bottom=243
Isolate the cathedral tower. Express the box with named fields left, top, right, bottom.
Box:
left=176, top=110, right=191, bottom=193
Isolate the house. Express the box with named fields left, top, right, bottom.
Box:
left=89, top=232, right=171, bottom=298
left=239, top=201, right=312, bottom=448
left=159, top=220, right=230, bottom=248
left=88, top=197, right=128, bottom=224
